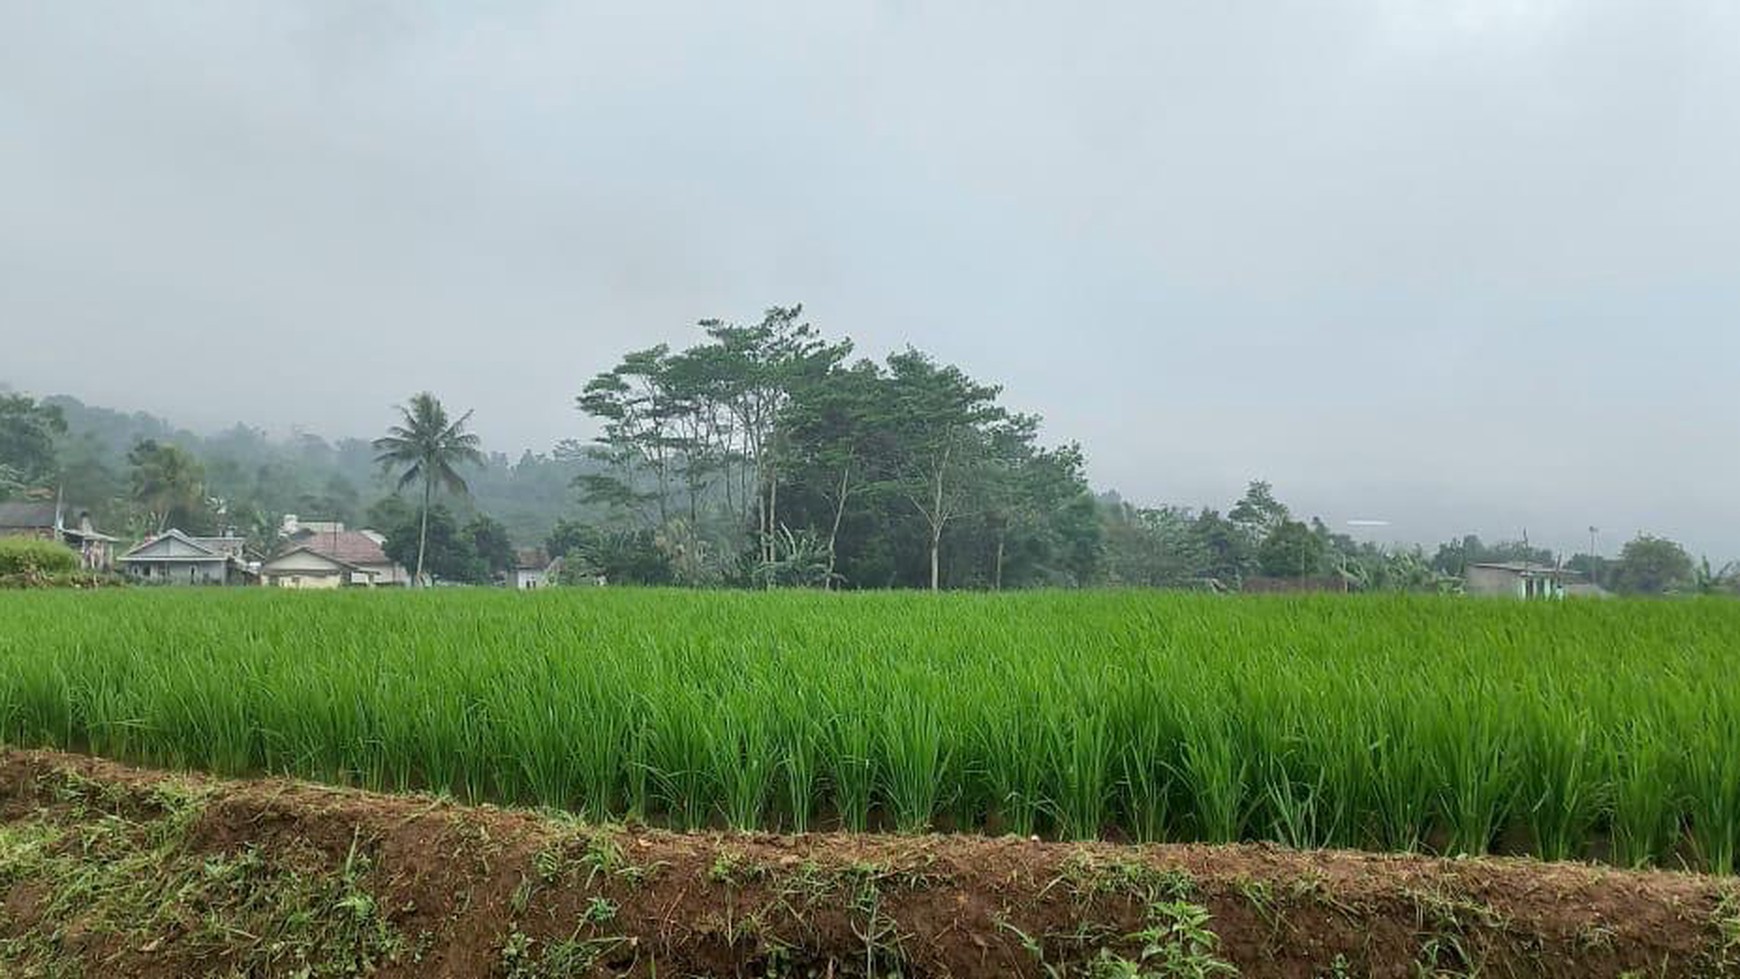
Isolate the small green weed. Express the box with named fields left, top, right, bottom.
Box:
left=1132, top=899, right=1239, bottom=977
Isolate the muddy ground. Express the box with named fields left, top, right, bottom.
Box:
left=0, top=748, right=1734, bottom=978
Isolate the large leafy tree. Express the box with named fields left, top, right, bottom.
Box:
left=379, top=504, right=484, bottom=583
left=783, top=359, right=890, bottom=586
left=1258, top=520, right=1326, bottom=578
left=542, top=517, right=601, bottom=564
left=976, top=423, right=1098, bottom=589
left=1611, top=534, right=1695, bottom=595
left=0, top=394, right=66, bottom=493
left=1229, top=480, right=1290, bottom=546
left=1191, top=508, right=1254, bottom=587
left=574, top=345, right=679, bottom=526
left=464, top=513, right=516, bottom=580
left=1099, top=500, right=1206, bottom=588
left=881, top=349, right=1005, bottom=590
left=372, top=393, right=485, bottom=586
left=693, top=306, right=849, bottom=564
left=567, top=308, right=1094, bottom=591
left=127, top=439, right=209, bottom=534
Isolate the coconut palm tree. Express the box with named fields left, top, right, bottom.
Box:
left=371, top=393, right=485, bottom=586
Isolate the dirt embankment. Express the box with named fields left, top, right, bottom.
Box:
left=0, top=749, right=1734, bottom=978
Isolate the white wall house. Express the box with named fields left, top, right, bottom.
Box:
left=259, top=546, right=376, bottom=588
left=1465, top=562, right=1577, bottom=599
left=509, top=548, right=554, bottom=589
left=281, top=524, right=410, bottom=586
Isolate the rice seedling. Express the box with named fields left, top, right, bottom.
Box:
left=0, top=588, right=1737, bottom=870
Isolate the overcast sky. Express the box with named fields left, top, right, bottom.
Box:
left=4, top=2, right=1737, bottom=557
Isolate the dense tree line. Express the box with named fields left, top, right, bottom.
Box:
left=1095, top=482, right=1454, bottom=593
left=549, top=307, right=1099, bottom=590
left=3, top=304, right=1736, bottom=595
left=1088, top=482, right=1726, bottom=597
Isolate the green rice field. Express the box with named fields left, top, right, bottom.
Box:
left=3, top=589, right=1738, bottom=871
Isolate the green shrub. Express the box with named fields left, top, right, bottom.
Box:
left=0, top=537, right=81, bottom=576
left=0, top=570, right=121, bottom=590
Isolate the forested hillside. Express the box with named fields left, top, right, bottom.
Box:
left=13, top=392, right=596, bottom=549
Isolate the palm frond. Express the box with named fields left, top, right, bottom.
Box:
left=372, top=393, right=484, bottom=501
left=432, top=459, right=471, bottom=496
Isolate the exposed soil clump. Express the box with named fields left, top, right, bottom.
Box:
left=0, top=749, right=1733, bottom=977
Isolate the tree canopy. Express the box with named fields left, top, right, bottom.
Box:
left=0, top=394, right=66, bottom=492
left=565, top=311, right=1099, bottom=590
left=1610, top=535, right=1695, bottom=596
left=373, top=392, right=486, bottom=585
left=126, top=440, right=209, bottom=535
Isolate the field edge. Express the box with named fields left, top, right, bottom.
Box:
left=0, top=747, right=1735, bottom=978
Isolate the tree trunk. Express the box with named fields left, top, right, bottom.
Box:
left=687, top=462, right=700, bottom=527
left=754, top=450, right=769, bottom=567
left=415, top=479, right=431, bottom=587
left=928, top=444, right=949, bottom=592
left=994, top=532, right=1005, bottom=591
left=825, top=462, right=851, bottom=591
left=930, top=527, right=942, bottom=591
left=766, top=465, right=779, bottom=567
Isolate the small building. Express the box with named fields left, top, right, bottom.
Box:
left=283, top=523, right=410, bottom=586
left=0, top=500, right=119, bottom=570
left=1465, top=562, right=1579, bottom=600
left=116, top=530, right=254, bottom=585
left=259, top=545, right=375, bottom=589
left=509, top=548, right=554, bottom=589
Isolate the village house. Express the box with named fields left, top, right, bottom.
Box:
left=1464, top=561, right=1580, bottom=600
left=116, top=530, right=254, bottom=585
left=258, top=545, right=374, bottom=589
left=508, top=548, right=555, bottom=589
left=261, top=517, right=409, bottom=587
left=0, top=500, right=119, bottom=570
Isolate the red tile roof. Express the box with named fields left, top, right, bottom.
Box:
left=297, top=529, right=391, bottom=566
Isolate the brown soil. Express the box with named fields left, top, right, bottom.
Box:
left=0, top=748, right=1734, bottom=978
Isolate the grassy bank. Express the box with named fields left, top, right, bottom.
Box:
left=3, top=749, right=1733, bottom=978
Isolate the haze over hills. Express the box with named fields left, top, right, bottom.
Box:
left=0, top=385, right=595, bottom=551
left=4, top=5, right=1738, bottom=564
left=4, top=378, right=1730, bottom=569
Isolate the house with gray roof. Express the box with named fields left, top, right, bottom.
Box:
left=116, top=529, right=254, bottom=585
left=0, top=500, right=119, bottom=570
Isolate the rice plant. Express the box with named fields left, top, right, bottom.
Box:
left=1, top=588, right=1737, bottom=871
